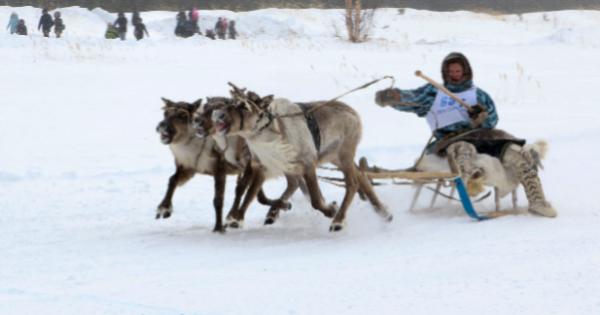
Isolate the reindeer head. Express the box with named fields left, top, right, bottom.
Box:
left=156, top=97, right=202, bottom=144
left=210, top=83, right=274, bottom=136
left=193, top=97, right=235, bottom=138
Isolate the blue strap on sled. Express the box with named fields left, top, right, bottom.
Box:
left=453, top=177, right=490, bottom=221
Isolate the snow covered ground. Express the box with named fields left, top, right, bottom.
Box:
left=1, top=6, right=600, bottom=315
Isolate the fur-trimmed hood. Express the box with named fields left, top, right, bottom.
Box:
left=442, top=52, right=473, bottom=85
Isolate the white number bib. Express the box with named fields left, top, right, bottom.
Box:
left=426, top=87, right=478, bottom=131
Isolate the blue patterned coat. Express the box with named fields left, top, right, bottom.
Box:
left=388, top=80, right=499, bottom=142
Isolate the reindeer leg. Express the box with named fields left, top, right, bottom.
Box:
left=227, top=167, right=265, bottom=229
left=228, top=164, right=287, bottom=217
left=330, top=159, right=359, bottom=232
left=212, top=158, right=227, bottom=233
left=226, top=165, right=253, bottom=220
left=303, top=165, right=337, bottom=219
left=265, top=175, right=299, bottom=225
left=257, top=189, right=292, bottom=210
left=356, top=166, right=393, bottom=222
left=156, top=165, right=194, bottom=219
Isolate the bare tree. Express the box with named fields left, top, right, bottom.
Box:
left=344, top=0, right=375, bottom=43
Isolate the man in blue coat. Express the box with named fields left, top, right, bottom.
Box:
left=375, top=52, right=556, bottom=217
left=376, top=52, right=498, bottom=148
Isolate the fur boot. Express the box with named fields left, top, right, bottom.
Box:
left=446, top=141, right=481, bottom=178
left=446, top=141, right=485, bottom=196
left=502, top=144, right=556, bottom=218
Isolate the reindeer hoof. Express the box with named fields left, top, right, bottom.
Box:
left=265, top=207, right=281, bottom=225
left=284, top=202, right=292, bottom=210
left=213, top=225, right=227, bottom=234
left=156, top=205, right=172, bottom=219
left=324, top=202, right=338, bottom=218
left=264, top=217, right=275, bottom=225
left=329, top=222, right=344, bottom=232
left=227, top=222, right=241, bottom=229
left=376, top=206, right=393, bottom=222
left=225, top=219, right=244, bottom=229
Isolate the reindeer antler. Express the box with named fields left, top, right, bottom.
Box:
left=228, top=82, right=262, bottom=112
left=227, top=82, right=246, bottom=98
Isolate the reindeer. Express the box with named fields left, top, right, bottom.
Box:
left=208, top=84, right=393, bottom=231
left=193, top=97, right=302, bottom=226
left=155, top=97, right=283, bottom=233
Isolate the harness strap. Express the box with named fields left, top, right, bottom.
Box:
left=297, top=103, right=321, bottom=152
left=236, top=106, right=245, bottom=131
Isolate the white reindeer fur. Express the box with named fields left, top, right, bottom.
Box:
left=169, top=135, right=216, bottom=174
left=416, top=140, right=548, bottom=198
left=239, top=98, right=317, bottom=178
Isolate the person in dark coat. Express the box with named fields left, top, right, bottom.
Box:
left=113, top=12, right=128, bottom=40
left=53, top=11, right=65, bottom=38
left=131, top=10, right=141, bottom=27
left=16, top=19, right=27, bottom=36
left=174, top=11, right=187, bottom=37
left=133, top=18, right=149, bottom=40
left=205, top=29, right=216, bottom=40
left=215, top=17, right=227, bottom=39
left=228, top=20, right=238, bottom=40
left=38, top=8, right=54, bottom=37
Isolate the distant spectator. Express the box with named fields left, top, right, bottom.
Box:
left=175, top=11, right=187, bottom=37
left=191, top=7, right=199, bottom=23
left=113, top=12, right=128, bottom=40
left=38, top=8, right=54, bottom=37
left=53, top=11, right=65, bottom=38
left=228, top=20, right=238, bottom=40
left=188, top=7, right=200, bottom=34
left=176, top=11, right=187, bottom=24
left=205, top=29, right=216, bottom=40
left=16, top=19, right=27, bottom=36
left=131, top=10, right=141, bottom=26
left=133, top=18, right=149, bottom=40
left=104, top=22, right=119, bottom=39
left=215, top=17, right=228, bottom=39
left=214, top=18, right=221, bottom=37
left=175, top=11, right=198, bottom=38
left=6, top=12, right=19, bottom=34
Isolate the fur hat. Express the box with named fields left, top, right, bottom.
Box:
left=441, top=52, right=473, bottom=84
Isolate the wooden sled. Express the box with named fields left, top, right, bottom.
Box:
left=319, top=157, right=520, bottom=221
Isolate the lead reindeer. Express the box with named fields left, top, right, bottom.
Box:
left=155, top=98, right=231, bottom=232
left=155, top=97, right=284, bottom=233
left=193, top=96, right=299, bottom=226
left=210, top=84, right=392, bottom=231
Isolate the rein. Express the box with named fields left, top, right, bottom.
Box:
left=231, top=76, right=395, bottom=135
left=276, top=75, right=396, bottom=119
